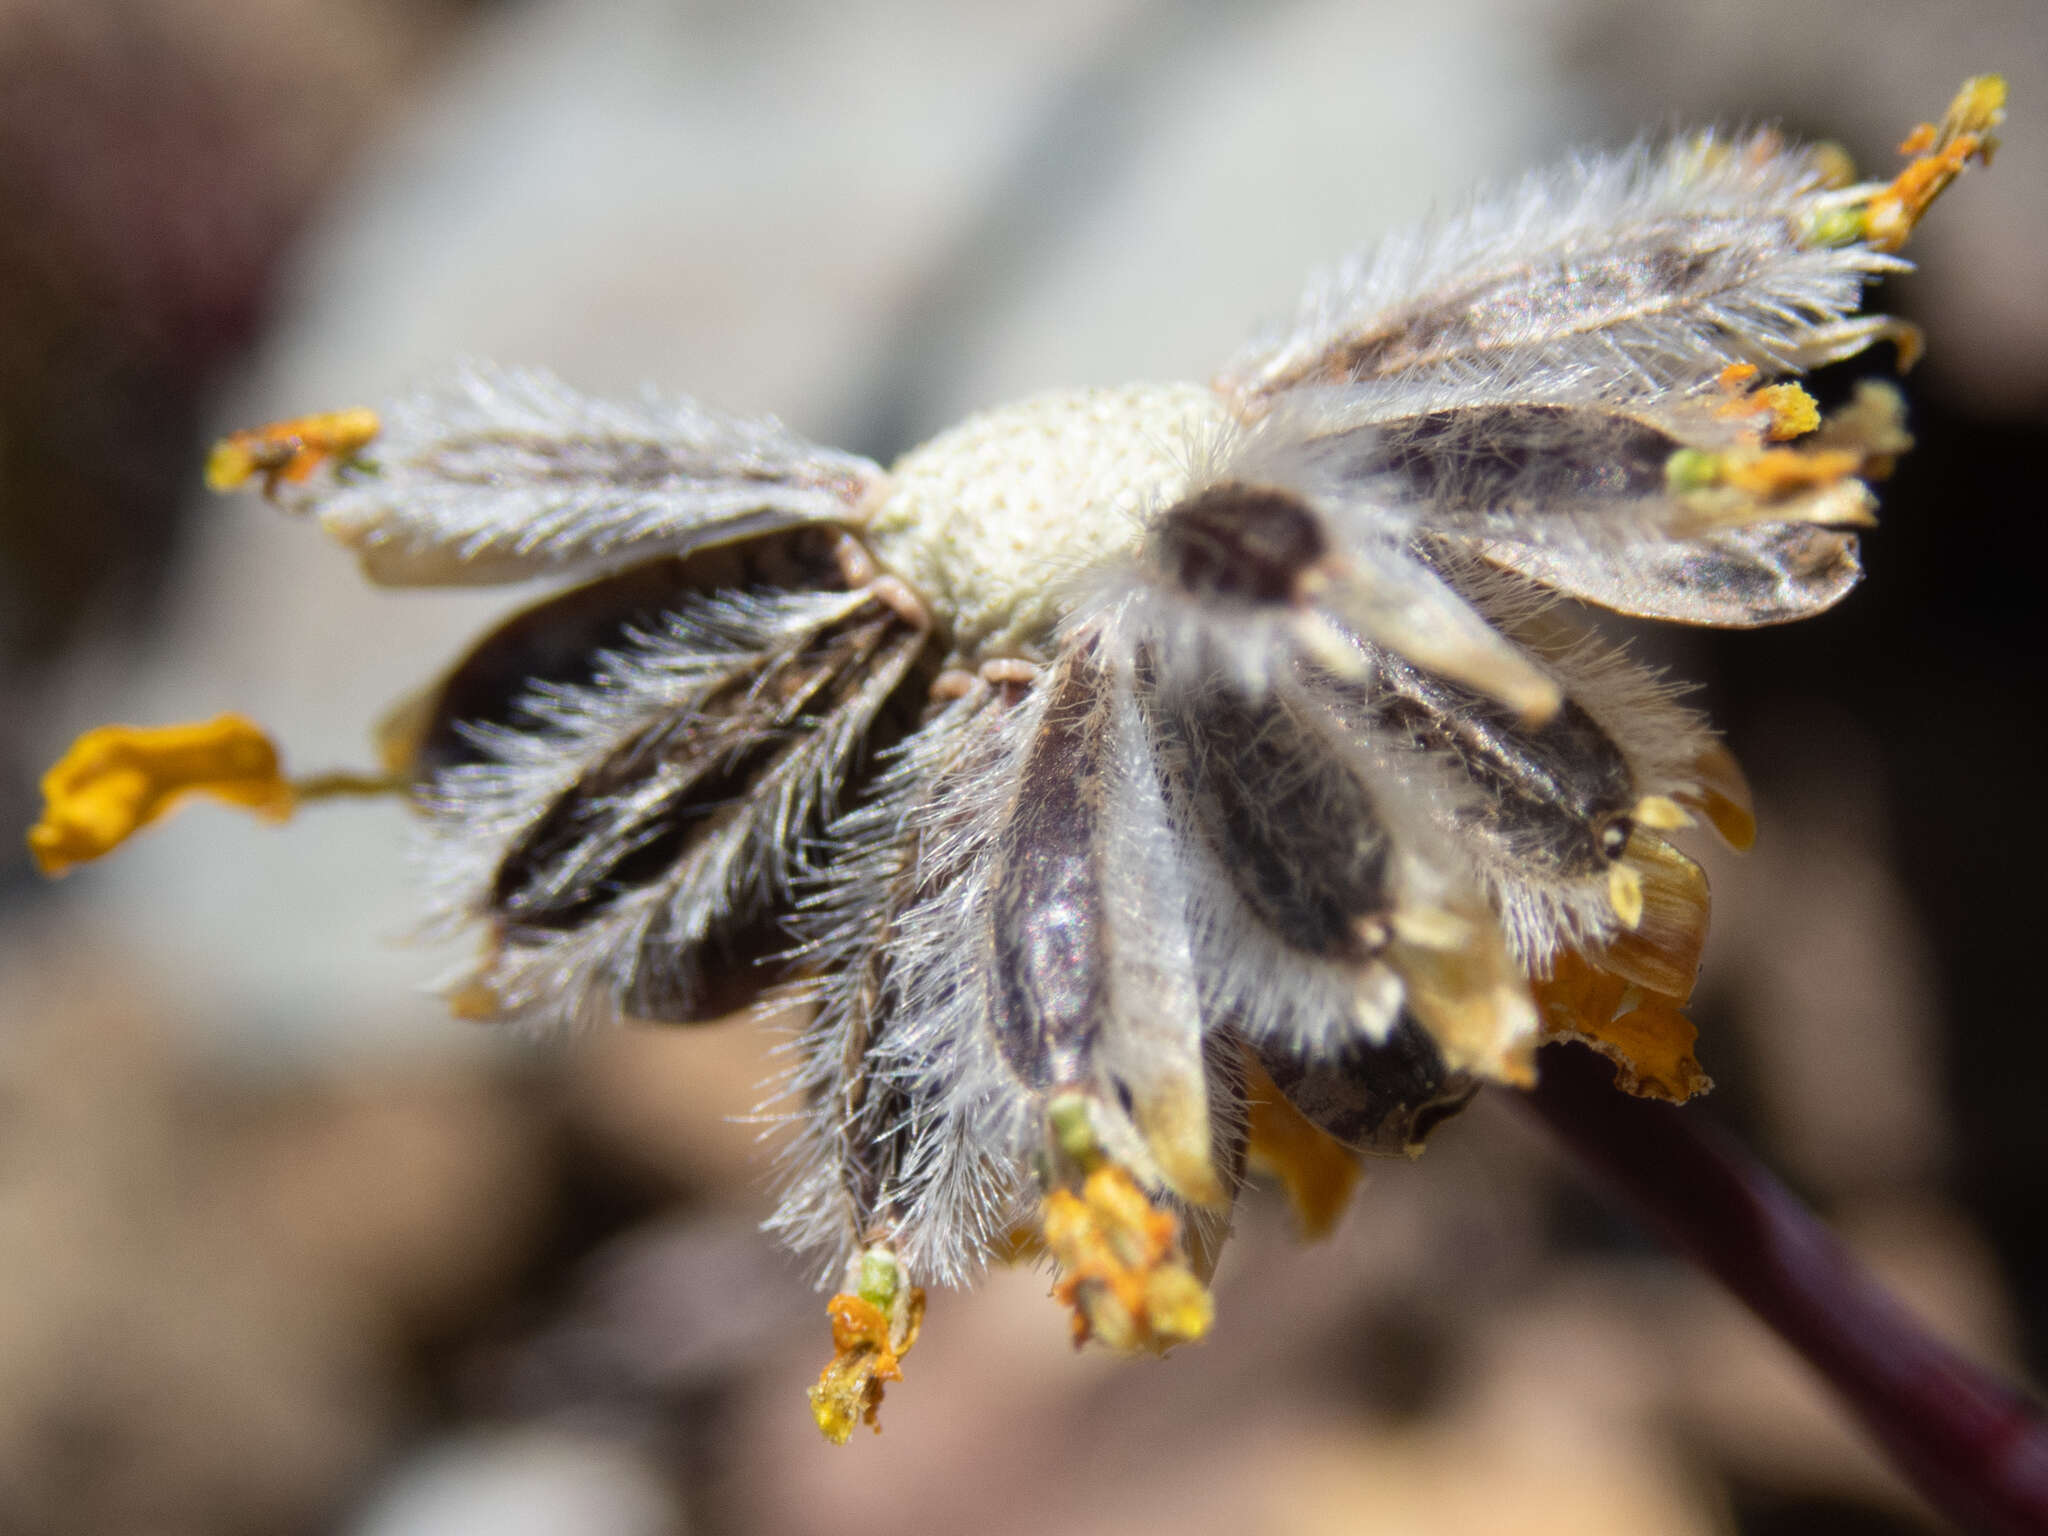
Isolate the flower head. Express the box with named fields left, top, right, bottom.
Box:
left=31, top=77, right=2000, bottom=1438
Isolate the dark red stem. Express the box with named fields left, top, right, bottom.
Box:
left=1518, top=1044, right=2048, bottom=1536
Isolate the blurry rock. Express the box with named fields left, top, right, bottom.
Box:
left=562, top=1011, right=799, bottom=1199
left=1231, top=1409, right=1722, bottom=1536
left=349, top=1426, right=683, bottom=1536
left=198, top=1060, right=553, bottom=1335
left=0, top=0, right=475, bottom=681
left=1704, top=709, right=1950, bottom=1195
left=0, top=920, right=548, bottom=1535
left=489, top=1213, right=811, bottom=1413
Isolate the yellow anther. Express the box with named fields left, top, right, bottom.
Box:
left=1713, top=370, right=1820, bottom=443
left=1607, top=862, right=1646, bottom=930
left=28, top=715, right=295, bottom=876
left=1631, top=794, right=1696, bottom=832
left=1897, top=122, right=1938, bottom=158
left=1756, top=383, right=1822, bottom=441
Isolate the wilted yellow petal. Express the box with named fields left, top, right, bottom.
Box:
left=1679, top=741, right=1756, bottom=852
left=1242, top=1052, right=1361, bottom=1241
left=1534, top=955, right=1713, bottom=1104
left=1597, top=1000, right=1713, bottom=1102
left=1594, top=831, right=1711, bottom=1002
left=1389, top=907, right=1538, bottom=1086
left=1534, top=951, right=1629, bottom=1034
left=28, top=715, right=294, bottom=876
left=1549, top=997, right=1712, bottom=1104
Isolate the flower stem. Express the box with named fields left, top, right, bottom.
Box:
left=1518, top=1043, right=2048, bottom=1536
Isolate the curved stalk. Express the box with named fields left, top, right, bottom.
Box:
left=1518, top=1044, right=2048, bottom=1536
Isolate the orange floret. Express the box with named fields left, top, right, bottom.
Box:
left=205, top=407, right=380, bottom=495
left=1863, top=76, right=2005, bottom=252
left=1042, top=1165, right=1213, bottom=1354
left=807, top=1287, right=927, bottom=1444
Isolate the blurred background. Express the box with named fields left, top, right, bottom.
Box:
left=3, top=1, right=2043, bottom=1531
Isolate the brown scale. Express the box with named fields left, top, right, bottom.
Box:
left=1319, top=646, right=1638, bottom=883
left=1249, top=1016, right=1475, bottom=1157
left=604, top=607, right=926, bottom=1025
left=1152, top=676, right=1397, bottom=965
left=406, top=528, right=850, bottom=779
left=988, top=645, right=1116, bottom=1091
left=417, top=430, right=872, bottom=507
left=1448, top=522, right=1865, bottom=628
left=824, top=929, right=922, bottom=1242
left=1147, top=666, right=1481, bottom=1154
left=814, top=687, right=1020, bottom=1242
left=488, top=603, right=907, bottom=929
left=1358, top=403, right=1680, bottom=529
left=1242, top=217, right=1768, bottom=396
left=402, top=529, right=931, bottom=1022
left=1145, top=481, right=1328, bottom=605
